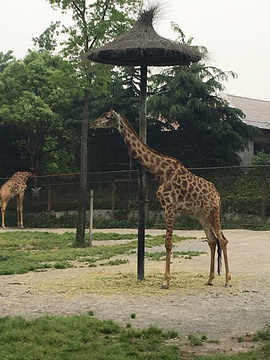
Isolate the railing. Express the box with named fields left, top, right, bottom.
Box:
left=1, top=166, right=270, bottom=226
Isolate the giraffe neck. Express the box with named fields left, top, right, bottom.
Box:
left=118, top=115, right=185, bottom=181
left=12, top=172, right=32, bottom=184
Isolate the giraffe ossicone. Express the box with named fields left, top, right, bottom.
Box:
left=0, top=171, right=33, bottom=229
left=90, top=109, right=231, bottom=288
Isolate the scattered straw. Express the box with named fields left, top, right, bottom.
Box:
left=35, top=269, right=232, bottom=298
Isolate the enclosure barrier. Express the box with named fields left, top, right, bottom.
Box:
left=1, top=166, right=270, bottom=228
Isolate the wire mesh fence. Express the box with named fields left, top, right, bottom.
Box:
left=1, top=166, right=270, bottom=228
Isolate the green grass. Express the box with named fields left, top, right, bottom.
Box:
left=100, top=259, right=129, bottom=266
left=0, top=314, right=269, bottom=360
left=146, top=250, right=205, bottom=261
left=195, top=325, right=270, bottom=359
left=0, top=232, right=190, bottom=275
left=0, top=231, right=270, bottom=359
left=0, top=314, right=180, bottom=360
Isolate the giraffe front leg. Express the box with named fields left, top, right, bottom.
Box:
left=17, top=194, right=24, bottom=228
left=1, top=207, right=6, bottom=229
left=161, top=235, right=173, bottom=289
left=161, top=207, right=176, bottom=289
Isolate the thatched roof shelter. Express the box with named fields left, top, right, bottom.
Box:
left=85, top=6, right=202, bottom=66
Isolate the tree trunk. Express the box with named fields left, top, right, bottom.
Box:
left=75, top=88, right=89, bottom=247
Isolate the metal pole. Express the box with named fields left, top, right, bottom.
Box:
left=89, top=190, right=93, bottom=246
left=137, top=62, right=147, bottom=281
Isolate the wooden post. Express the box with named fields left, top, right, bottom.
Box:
left=46, top=176, right=52, bottom=217
left=89, top=190, right=93, bottom=246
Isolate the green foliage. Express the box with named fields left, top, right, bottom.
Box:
left=0, top=314, right=180, bottom=360
left=253, top=324, right=270, bottom=342
left=147, top=60, right=258, bottom=167
left=252, top=151, right=270, bottom=165
left=32, top=22, right=61, bottom=52
left=0, top=50, right=15, bottom=72
left=222, top=166, right=270, bottom=216
left=0, top=51, right=80, bottom=174
left=188, top=333, right=203, bottom=346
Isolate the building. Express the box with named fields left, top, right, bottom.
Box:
left=222, top=94, right=270, bottom=165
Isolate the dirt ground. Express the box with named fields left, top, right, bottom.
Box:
left=0, top=228, right=269, bottom=358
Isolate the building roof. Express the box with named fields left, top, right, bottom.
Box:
left=222, top=93, right=270, bottom=130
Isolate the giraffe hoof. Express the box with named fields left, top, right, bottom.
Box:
left=161, top=284, right=170, bottom=289
left=205, top=282, right=213, bottom=286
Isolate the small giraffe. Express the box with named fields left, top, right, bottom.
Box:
left=0, top=171, right=33, bottom=229
left=90, top=109, right=231, bottom=288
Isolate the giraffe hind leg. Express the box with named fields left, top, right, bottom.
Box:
left=208, top=216, right=231, bottom=287
left=197, top=211, right=219, bottom=285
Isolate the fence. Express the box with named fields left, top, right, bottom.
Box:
left=1, top=166, right=270, bottom=228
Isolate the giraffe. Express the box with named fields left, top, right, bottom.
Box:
left=0, top=171, right=33, bottom=229
left=89, top=109, right=231, bottom=288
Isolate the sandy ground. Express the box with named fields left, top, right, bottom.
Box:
left=0, top=228, right=269, bottom=358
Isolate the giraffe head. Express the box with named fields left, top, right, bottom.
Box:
left=89, top=109, right=121, bottom=131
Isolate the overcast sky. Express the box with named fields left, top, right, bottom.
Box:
left=1, top=0, right=269, bottom=101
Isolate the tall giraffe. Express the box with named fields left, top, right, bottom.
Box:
left=90, top=109, right=231, bottom=288
left=0, top=171, right=33, bottom=229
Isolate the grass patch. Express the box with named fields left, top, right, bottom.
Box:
left=146, top=250, right=205, bottom=261
left=0, top=314, right=180, bottom=360
left=101, top=259, right=129, bottom=266
left=188, top=333, right=204, bottom=346
left=195, top=326, right=270, bottom=359
left=253, top=324, right=270, bottom=342
left=0, top=232, right=193, bottom=275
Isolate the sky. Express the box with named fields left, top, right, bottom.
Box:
left=1, top=0, right=269, bottom=101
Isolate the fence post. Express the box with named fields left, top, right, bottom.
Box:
left=111, top=180, right=115, bottom=221
left=46, top=176, right=52, bottom=217
left=260, top=168, right=267, bottom=223
left=218, top=169, right=223, bottom=218
left=89, top=190, right=94, bottom=246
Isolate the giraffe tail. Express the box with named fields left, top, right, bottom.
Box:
left=217, top=239, right=222, bottom=275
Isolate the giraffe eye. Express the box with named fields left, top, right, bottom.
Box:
left=106, top=116, right=110, bottom=120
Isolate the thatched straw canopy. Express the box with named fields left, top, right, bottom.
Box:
left=86, top=7, right=201, bottom=67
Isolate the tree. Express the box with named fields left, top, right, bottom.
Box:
left=46, top=0, right=142, bottom=246
left=0, top=51, right=80, bottom=175
left=32, top=22, right=61, bottom=52
left=0, top=51, right=15, bottom=72
left=145, top=25, right=258, bottom=167
left=88, top=66, right=142, bottom=172
left=147, top=62, right=258, bottom=167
